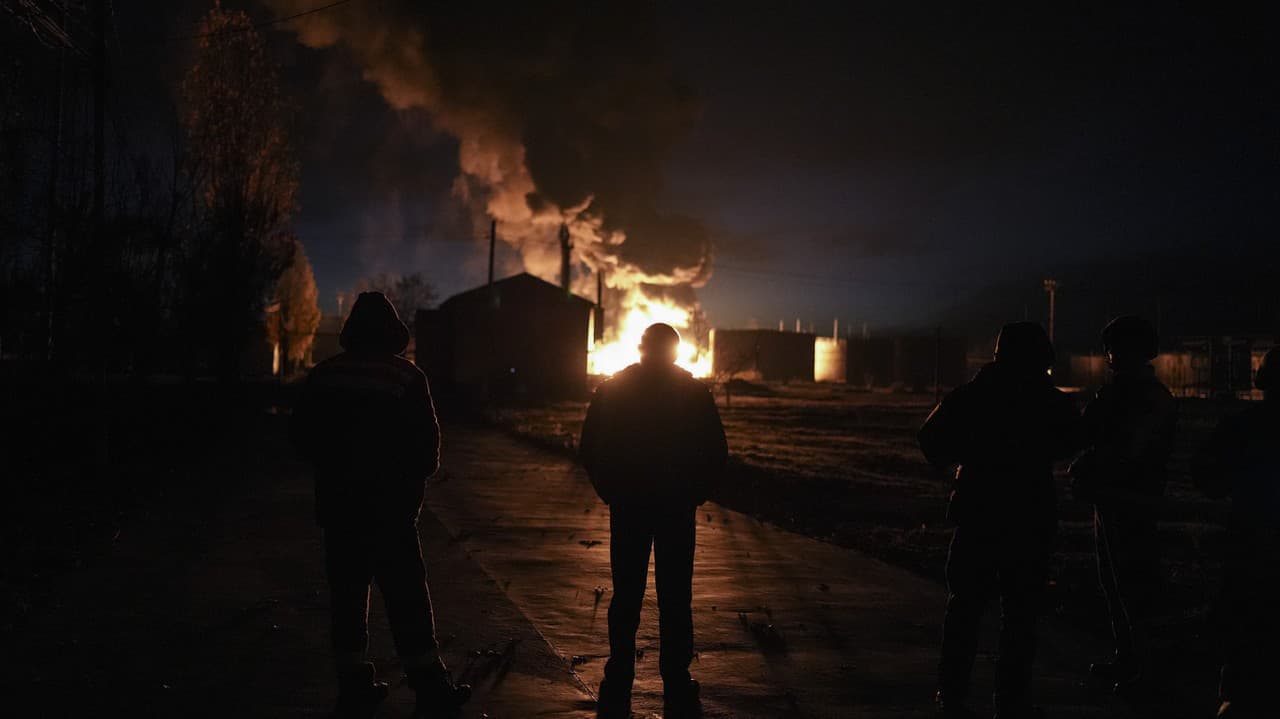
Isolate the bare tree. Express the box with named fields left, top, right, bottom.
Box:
left=712, top=344, right=757, bottom=408
left=354, top=272, right=438, bottom=320
left=178, top=4, right=298, bottom=378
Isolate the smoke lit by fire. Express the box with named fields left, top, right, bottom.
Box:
left=268, top=1, right=715, bottom=376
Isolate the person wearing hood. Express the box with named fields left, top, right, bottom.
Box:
left=579, top=323, right=728, bottom=719
left=1191, top=348, right=1280, bottom=719
left=1070, top=316, right=1177, bottom=694
left=919, top=322, right=1083, bottom=719
left=291, top=292, right=469, bottom=718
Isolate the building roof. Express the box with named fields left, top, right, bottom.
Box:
left=440, top=272, right=596, bottom=310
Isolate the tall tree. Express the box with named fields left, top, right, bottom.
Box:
left=178, top=2, right=298, bottom=377
left=269, top=236, right=321, bottom=374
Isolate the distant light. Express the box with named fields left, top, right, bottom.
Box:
left=510, top=367, right=516, bottom=374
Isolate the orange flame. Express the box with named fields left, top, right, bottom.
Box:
left=589, top=289, right=711, bottom=377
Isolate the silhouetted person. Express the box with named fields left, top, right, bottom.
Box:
left=1191, top=348, right=1280, bottom=719
left=291, top=292, right=470, bottom=718
left=579, top=323, right=728, bottom=719
left=1070, top=316, right=1176, bottom=694
left=919, top=322, right=1082, bottom=719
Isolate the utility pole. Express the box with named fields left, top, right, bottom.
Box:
left=1043, top=279, right=1058, bottom=342
left=487, top=219, right=496, bottom=286
left=934, top=326, right=942, bottom=404
left=595, top=270, right=605, bottom=342
left=559, top=223, right=572, bottom=294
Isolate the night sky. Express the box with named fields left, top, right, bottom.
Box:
left=118, top=1, right=1278, bottom=343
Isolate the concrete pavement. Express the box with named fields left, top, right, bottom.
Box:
left=2, top=417, right=592, bottom=718
left=428, top=425, right=1128, bottom=719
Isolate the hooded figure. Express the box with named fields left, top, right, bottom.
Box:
left=919, top=322, right=1083, bottom=719
left=291, top=291, right=469, bottom=718
left=1192, top=348, right=1280, bottom=718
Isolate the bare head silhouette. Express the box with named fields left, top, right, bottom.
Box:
left=639, top=323, right=680, bottom=366
left=993, top=322, right=1054, bottom=373
left=1102, top=315, right=1158, bottom=371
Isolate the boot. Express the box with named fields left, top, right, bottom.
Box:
left=334, top=674, right=389, bottom=719
left=663, top=678, right=701, bottom=718
left=935, top=690, right=980, bottom=719
left=412, top=666, right=471, bottom=717
left=596, top=677, right=633, bottom=719
left=334, top=659, right=388, bottom=719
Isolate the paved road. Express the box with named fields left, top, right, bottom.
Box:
left=428, top=426, right=1129, bottom=719
left=3, top=417, right=591, bottom=718
left=5, top=417, right=1148, bottom=718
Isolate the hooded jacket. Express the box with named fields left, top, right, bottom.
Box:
left=579, top=362, right=728, bottom=509
left=919, top=361, right=1083, bottom=531
left=291, top=292, right=440, bottom=527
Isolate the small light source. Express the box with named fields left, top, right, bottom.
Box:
left=510, top=367, right=516, bottom=374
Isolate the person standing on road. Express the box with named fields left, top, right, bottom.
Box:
left=1191, top=348, right=1280, bottom=719
left=1070, top=316, right=1177, bottom=695
left=579, top=323, right=728, bottom=719
left=918, top=322, right=1083, bottom=719
left=291, top=291, right=470, bottom=719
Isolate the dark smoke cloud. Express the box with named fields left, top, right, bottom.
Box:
left=269, top=0, right=710, bottom=294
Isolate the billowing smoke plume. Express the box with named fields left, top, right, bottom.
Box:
left=268, top=0, right=712, bottom=310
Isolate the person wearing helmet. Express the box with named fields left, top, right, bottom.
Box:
left=919, top=322, right=1083, bottom=719
left=579, top=323, right=728, bottom=719
left=291, top=292, right=470, bottom=718
left=1191, top=348, right=1280, bottom=718
left=1070, top=315, right=1177, bottom=695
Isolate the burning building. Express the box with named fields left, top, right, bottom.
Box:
left=416, top=273, right=596, bottom=401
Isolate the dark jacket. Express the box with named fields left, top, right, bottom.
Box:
left=1192, top=400, right=1280, bottom=531
left=1073, top=365, right=1177, bottom=506
left=579, top=362, right=728, bottom=508
left=291, top=292, right=439, bottom=527
left=919, top=361, right=1083, bottom=530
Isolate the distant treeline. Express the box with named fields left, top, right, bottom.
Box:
left=0, top=4, right=318, bottom=379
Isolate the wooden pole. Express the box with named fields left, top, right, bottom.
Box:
left=934, top=326, right=942, bottom=404
left=488, top=219, right=496, bottom=286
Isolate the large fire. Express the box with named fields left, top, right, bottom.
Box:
left=588, top=289, right=712, bottom=378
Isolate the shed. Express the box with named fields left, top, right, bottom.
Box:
left=417, top=273, right=595, bottom=401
